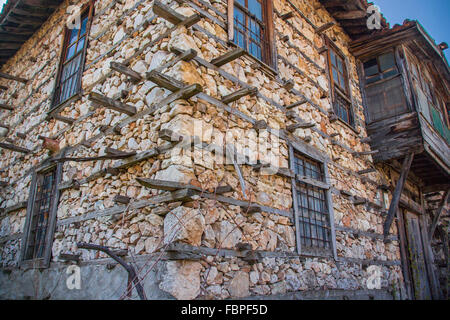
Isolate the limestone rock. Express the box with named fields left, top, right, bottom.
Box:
left=164, top=206, right=205, bottom=246
left=228, top=271, right=249, bottom=298
left=159, top=261, right=202, bottom=300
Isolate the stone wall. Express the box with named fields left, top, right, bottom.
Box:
left=0, top=0, right=410, bottom=299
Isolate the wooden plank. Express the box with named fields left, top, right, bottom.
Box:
left=210, top=48, right=246, bottom=67
left=88, top=92, right=137, bottom=116
left=105, top=147, right=136, bottom=158
left=110, top=62, right=142, bottom=82
left=152, top=0, right=185, bottom=25
left=113, top=195, right=131, bottom=204
left=383, top=153, right=414, bottom=239
left=286, top=98, right=307, bottom=109
left=0, top=72, right=27, bottom=83
left=0, top=103, right=14, bottom=111
left=280, top=11, right=294, bottom=20
left=136, top=178, right=232, bottom=194
left=429, top=189, right=449, bottom=240
left=53, top=114, right=75, bottom=125
left=286, top=122, right=315, bottom=132
left=316, top=21, right=335, bottom=34
left=357, top=168, right=376, bottom=175
left=0, top=142, right=30, bottom=153
left=221, top=87, right=258, bottom=104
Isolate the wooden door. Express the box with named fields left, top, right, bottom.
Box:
left=403, top=210, right=432, bottom=299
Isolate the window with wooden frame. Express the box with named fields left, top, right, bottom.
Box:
left=361, top=50, right=408, bottom=123
left=289, top=145, right=337, bottom=258
left=227, top=0, right=275, bottom=68
left=20, top=161, right=63, bottom=268
left=51, top=2, right=94, bottom=109
left=326, top=42, right=354, bottom=127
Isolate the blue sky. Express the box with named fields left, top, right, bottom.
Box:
left=373, top=0, right=450, bottom=62
left=0, top=0, right=448, bottom=60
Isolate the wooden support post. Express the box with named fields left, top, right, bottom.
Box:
left=353, top=197, right=367, bottom=206
left=0, top=72, right=28, bottom=83
left=429, top=189, right=449, bottom=240
left=0, top=142, right=31, bottom=153
left=383, top=153, right=414, bottom=239
left=210, top=48, right=246, bottom=67
left=316, top=21, right=335, bottom=34
left=221, top=87, right=258, bottom=104
left=88, top=92, right=137, bottom=116
left=0, top=103, right=14, bottom=111
left=110, top=62, right=142, bottom=82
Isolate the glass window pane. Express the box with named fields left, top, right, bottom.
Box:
left=68, top=27, right=79, bottom=45
left=248, top=0, right=262, bottom=20
left=379, top=52, right=396, bottom=72
left=80, top=16, right=88, bottom=36
left=337, top=57, right=344, bottom=73
left=76, top=36, right=85, bottom=53
left=330, top=50, right=336, bottom=67
left=364, top=58, right=379, bottom=77
left=66, top=43, right=76, bottom=60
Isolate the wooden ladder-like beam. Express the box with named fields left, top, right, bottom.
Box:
left=383, top=153, right=414, bottom=239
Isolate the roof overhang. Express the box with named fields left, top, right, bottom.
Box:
left=0, top=0, right=64, bottom=66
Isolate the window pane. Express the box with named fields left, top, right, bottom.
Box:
left=330, top=49, right=336, bottom=67
left=379, top=52, right=396, bottom=72
left=80, top=16, right=88, bottom=36
left=337, top=57, right=344, bottom=73
left=364, top=58, right=379, bottom=77
left=248, top=0, right=262, bottom=20
left=76, top=36, right=85, bottom=53
left=66, top=43, right=76, bottom=60
left=68, top=27, right=79, bottom=45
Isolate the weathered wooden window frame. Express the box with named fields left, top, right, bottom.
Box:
left=19, top=160, right=64, bottom=269
left=288, top=143, right=337, bottom=259
left=324, top=37, right=357, bottom=129
left=49, top=1, right=94, bottom=112
left=227, top=0, right=277, bottom=70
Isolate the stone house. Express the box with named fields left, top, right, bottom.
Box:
left=0, top=0, right=448, bottom=300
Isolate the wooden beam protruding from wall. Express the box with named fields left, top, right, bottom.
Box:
left=89, top=92, right=137, bottom=116
left=316, top=21, right=336, bottom=34
left=53, top=114, right=75, bottom=125
left=221, top=87, right=258, bottom=104
left=152, top=0, right=199, bottom=27
left=0, top=142, right=31, bottom=153
left=210, top=47, right=246, bottom=67
left=0, top=103, right=14, bottom=111
left=110, top=62, right=142, bottom=82
left=383, top=153, right=414, bottom=240
left=0, top=72, right=28, bottom=83
left=429, top=189, right=449, bottom=240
